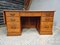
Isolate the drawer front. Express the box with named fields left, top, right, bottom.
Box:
left=5, top=12, right=20, bottom=17
left=7, top=22, right=21, bottom=32
left=40, top=28, right=52, bottom=32
left=40, top=22, right=53, bottom=32
left=42, top=12, right=54, bottom=17
left=6, top=22, right=20, bottom=28
left=40, top=22, right=53, bottom=31
left=21, top=13, right=41, bottom=16
left=40, top=22, right=53, bottom=28
left=6, top=17, right=20, bottom=22
left=41, top=17, right=53, bottom=22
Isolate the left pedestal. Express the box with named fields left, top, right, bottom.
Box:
left=4, top=11, right=21, bottom=36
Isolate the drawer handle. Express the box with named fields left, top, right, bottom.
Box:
left=10, top=19, right=15, bottom=21
left=45, top=18, right=50, bottom=21
left=10, top=14, right=15, bottom=16
left=11, top=25, right=16, bottom=29
left=46, top=13, right=50, bottom=16
left=9, top=17, right=16, bottom=21
left=44, top=26, right=49, bottom=28
left=11, top=26, right=16, bottom=29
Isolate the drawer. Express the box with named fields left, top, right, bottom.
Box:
left=42, top=12, right=54, bottom=17
left=41, top=17, right=53, bottom=22
left=40, top=28, right=52, bottom=32
left=40, top=22, right=53, bottom=32
left=6, top=22, right=20, bottom=29
left=21, top=13, right=41, bottom=16
left=5, top=11, right=20, bottom=17
left=6, top=16, right=20, bottom=22
left=40, top=22, right=53, bottom=28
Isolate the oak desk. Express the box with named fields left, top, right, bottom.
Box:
left=3, top=10, right=54, bottom=36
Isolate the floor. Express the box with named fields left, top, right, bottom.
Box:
left=0, top=26, right=60, bottom=45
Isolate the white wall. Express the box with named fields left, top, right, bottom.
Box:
left=29, top=0, right=60, bottom=27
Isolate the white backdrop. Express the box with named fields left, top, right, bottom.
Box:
left=29, top=0, right=60, bottom=28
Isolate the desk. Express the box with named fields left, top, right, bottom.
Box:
left=3, top=10, right=54, bottom=36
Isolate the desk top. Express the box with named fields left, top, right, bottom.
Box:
left=3, top=10, right=55, bottom=12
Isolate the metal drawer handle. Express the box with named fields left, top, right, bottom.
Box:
left=44, top=25, right=49, bottom=28
left=10, top=14, right=15, bottom=16
left=46, top=13, right=50, bottom=16
left=11, top=24, right=16, bottom=29
left=45, top=18, right=50, bottom=21
left=11, top=26, right=16, bottom=29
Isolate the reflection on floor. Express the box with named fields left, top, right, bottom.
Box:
left=0, top=26, right=60, bottom=45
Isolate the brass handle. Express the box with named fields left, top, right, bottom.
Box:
left=11, top=24, right=16, bottom=29
left=10, top=14, right=15, bottom=16
left=44, top=25, right=49, bottom=28
left=45, top=18, right=50, bottom=21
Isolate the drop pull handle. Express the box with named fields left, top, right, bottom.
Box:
left=44, top=25, right=49, bottom=28
left=10, top=14, right=15, bottom=16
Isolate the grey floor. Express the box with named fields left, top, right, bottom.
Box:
left=0, top=26, right=60, bottom=45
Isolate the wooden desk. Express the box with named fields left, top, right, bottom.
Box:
left=3, top=10, right=54, bottom=36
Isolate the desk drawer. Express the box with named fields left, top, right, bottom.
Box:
left=7, top=22, right=20, bottom=33
left=6, top=17, right=20, bottom=22
left=42, top=12, right=54, bottom=17
left=41, top=17, right=53, bottom=22
left=40, top=22, right=53, bottom=32
left=40, top=22, right=53, bottom=28
left=40, top=28, right=52, bottom=32
left=6, top=22, right=20, bottom=28
left=5, top=12, right=20, bottom=17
